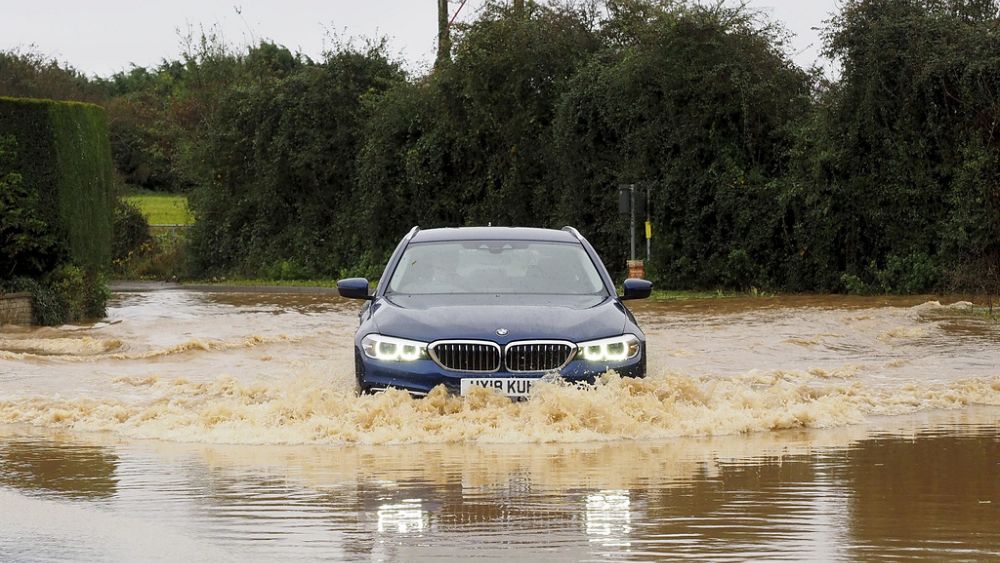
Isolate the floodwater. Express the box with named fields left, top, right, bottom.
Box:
left=0, top=291, right=997, bottom=561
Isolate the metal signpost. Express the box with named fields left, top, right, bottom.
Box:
left=619, top=184, right=651, bottom=278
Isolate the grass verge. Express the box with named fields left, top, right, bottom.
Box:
left=647, top=289, right=744, bottom=300
left=123, top=192, right=194, bottom=225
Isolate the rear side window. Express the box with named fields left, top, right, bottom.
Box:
left=387, top=241, right=607, bottom=296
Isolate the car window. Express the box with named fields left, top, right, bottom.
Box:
left=387, top=241, right=607, bottom=295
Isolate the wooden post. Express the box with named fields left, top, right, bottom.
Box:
left=436, top=0, right=452, bottom=68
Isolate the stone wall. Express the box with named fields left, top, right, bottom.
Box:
left=0, top=293, right=33, bottom=325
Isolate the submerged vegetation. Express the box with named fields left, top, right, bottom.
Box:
left=1, top=0, right=998, bottom=298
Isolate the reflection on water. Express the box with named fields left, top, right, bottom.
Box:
left=378, top=500, right=428, bottom=534
left=0, top=411, right=997, bottom=561
left=0, top=440, right=118, bottom=500
left=0, top=290, right=998, bottom=560
left=585, top=490, right=631, bottom=546
left=845, top=427, right=1000, bottom=559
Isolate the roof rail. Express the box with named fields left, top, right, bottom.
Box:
left=404, top=226, right=420, bottom=241
left=561, top=226, right=583, bottom=241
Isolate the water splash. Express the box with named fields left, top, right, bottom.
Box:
left=1, top=370, right=997, bottom=446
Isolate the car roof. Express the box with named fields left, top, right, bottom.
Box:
left=410, top=227, right=580, bottom=244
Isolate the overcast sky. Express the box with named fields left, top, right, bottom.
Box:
left=2, top=1, right=840, bottom=77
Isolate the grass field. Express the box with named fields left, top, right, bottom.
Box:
left=123, top=193, right=194, bottom=225
left=648, top=289, right=740, bottom=300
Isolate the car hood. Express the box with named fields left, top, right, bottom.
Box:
left=372, top=294, right=628, bottom=343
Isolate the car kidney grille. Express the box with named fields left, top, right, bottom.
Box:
left=431, top=342, right=501, bottom=372
left=505, top=343, right=574, bottom=372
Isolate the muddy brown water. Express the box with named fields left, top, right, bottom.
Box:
left=0, top=291, right=997, bottom=561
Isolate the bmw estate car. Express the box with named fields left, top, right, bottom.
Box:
left=337, top=226, right=652, bottom=397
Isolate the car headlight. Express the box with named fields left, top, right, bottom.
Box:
left=361, top=334, right=428, bottom=361
left=577, top=334, right=641, bottom=362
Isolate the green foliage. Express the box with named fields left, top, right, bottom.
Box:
left=872, top=253, right=941, bottom=295
left=186, top=0, right=1000, bottom=294
left=0, top=135, right=63, bottom=277
left=187, top=41, right=404, bottom=277
left=941, top=140, right=1000, bottom=296
left=359, top=1, right=601, bottom=248
left=106, top=95, right=185, bottom=192
left=0, top=49, right=105, bottom=103
left=5, top=1, right=999, bottom=297
left=802, top=0, right=1000, bottom=293
left=264, top=259, right=313, bottom=281
left=1, top=266, right=108, bottom=325
left=0, top=97, right=113, bottom=323
left=2, top=277, right=59, bottom=325
left=0, top=96, right=114, bottom=271
left=112, top=198, right=152, bottom=263
left=552, top=1, right=811, bottom=284
left=840, top=274, right=870, bottom=296
left=51, top=264, right=90, bottom=321
left=99, top=31, right=277, bottom=194
left=112, top=202, right=191, bottom=279
left=49, top=102, right=116, bottom=271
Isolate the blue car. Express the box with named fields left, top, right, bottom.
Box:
left=337, top=226, right=652, bottom=397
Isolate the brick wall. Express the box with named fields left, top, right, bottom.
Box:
left=0, top=293, right=33, bottom=325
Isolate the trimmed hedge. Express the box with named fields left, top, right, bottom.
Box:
left=0, top=96, right=113, bottom=271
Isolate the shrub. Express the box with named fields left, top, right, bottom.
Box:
left=722, top=249, right=759, bottom=291
left=1, top=267, right=107, bottom=325
left=840, top=273, right=870, bottom=296
left=873, top=253, right=941, bottom=294
left=112, top=198, right=152, bottom=263
left=82, top=271, right=110, bottom=318
left=264, top=259, right=313, bottom=281
left=187, top=43, right=404, bottom=277
left=112, top=227, right=190, bottom=280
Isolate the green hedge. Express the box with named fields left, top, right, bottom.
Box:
left=0, top=96, right=113, bottom=271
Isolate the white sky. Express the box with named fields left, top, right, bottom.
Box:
left=1, top=1, right=839, bottom=77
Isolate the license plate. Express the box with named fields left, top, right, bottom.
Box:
left=460, top=377, right=537, bottom=398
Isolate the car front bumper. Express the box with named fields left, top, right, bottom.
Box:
left=357, top=347, right=646, bottom=396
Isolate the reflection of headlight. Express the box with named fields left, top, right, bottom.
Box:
left=577, top=335, right=640, bottom=362
left=586, top=490, right=632, bottom=541
left=378, top=499, right=426, bottom=533
left=362, top=334, right=427, bottom=361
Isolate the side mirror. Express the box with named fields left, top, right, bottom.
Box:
left=621, top=278, right=652, bottom=301
left=337, top=278, right=373, bottom=300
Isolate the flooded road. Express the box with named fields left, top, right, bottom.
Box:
left=0, top=291, right=998, bottom=560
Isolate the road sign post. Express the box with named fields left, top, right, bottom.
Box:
left=619, top=183, right=649, bottom=278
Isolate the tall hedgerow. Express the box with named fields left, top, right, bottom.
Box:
left=0, top=97, right=114, bottom=271
left=0, top=96, right=114, bottom=322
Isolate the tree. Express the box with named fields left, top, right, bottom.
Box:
left=359, top=1, right=600, bottom=249
left=187, top=43, right=404, bottom=277
left=806, top=0, right=1000, bottom=292
left=553, top=1, right=811, bottom=286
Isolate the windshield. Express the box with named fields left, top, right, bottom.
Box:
left=387, top=241, right=608, bottom=296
